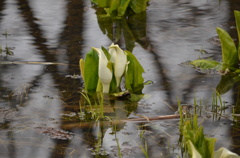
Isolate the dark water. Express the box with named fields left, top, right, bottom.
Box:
left=0, top=0, right=240, bottom=157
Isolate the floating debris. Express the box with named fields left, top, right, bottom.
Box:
left=0, top=108, right=18, bottom=123
left=35, top=127, right=74, bottom=140
left=65, top=74, right=81, bottom=79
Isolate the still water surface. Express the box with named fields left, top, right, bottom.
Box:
left=0, top=0, right=240, bottom=157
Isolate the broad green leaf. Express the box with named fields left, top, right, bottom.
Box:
left=216, top=27, right=238, bottom=67
left=118, top=0, right=131, bottom=16
left=95, top=11, right=122, bottom=41
left=234, top=10, right=240, bottom=47
left=216, top=75, right=239, bottom=95
left=125, top=51, right=144, bottom=93
left=93, top=0, right=110, bottom=8
left=129, top=0, right=148, bottom=14
left=235, top=69, right=240, bottom=73
left=190, top=59, right=221, bottom=69
left=84, top=49, right=99, bottom=92
left=128, top=93, right=144, bottom=102
left=126, top=11, right=147, bottom=45
left=109, top=0, right=121, bottom=16
left=214, top=147, right=239, bottom=158
left=122, top=19, right=136, bottom=52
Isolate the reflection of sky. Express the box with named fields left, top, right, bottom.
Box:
left=0, top=0, right=67, bottom=157
left=29, top=0, right=67, bottom=48
left=82, top=1, right=111, bottom=54
left=142, top=0, right=231, bottom=107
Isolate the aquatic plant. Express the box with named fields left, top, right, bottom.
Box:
left=188, top=10, right=240, bottom=97
left=190, top=10, right=240, bottom=73
left=91, top=0, right=149, bottom=17
left=80, top=43, right=144, bottom=94
left=0, top=31, right=14, bottom=56
left=179, top=102, right=239, bottom=158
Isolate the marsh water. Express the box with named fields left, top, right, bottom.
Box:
left=1, top=0, right=240, bottom=157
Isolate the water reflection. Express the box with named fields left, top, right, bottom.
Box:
left=0, top=0, right=240, bottom=157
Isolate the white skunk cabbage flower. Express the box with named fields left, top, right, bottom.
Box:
left=109, top=44, right=127, bottom=87
left=93, top=47, right=112, bottom=93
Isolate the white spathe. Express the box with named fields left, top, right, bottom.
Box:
left=109, top=44, right=127, bottom=87
left=93, top=47, right=112, bottom=93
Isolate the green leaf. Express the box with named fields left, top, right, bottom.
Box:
left=216, top=27, right=238, bottom=67
left=95, top=11, right=122, bottom=41
left=126, top=11, right=147, bottom=45
left=216, top=75, right=240, bottom=95
left=109, top=70, right=118, bottom=93
left=235, top=69, right=240, bottom=73
left=83, top=48, right=99, bottom=92
left=129, top=93, right=144, bottom=102
left=101, top=46, right=111, bottom=60
left=122, top=19, right=136, bottom=52
left=190, top=59, right=221, bottom=69
left=118, top=0, right=131, bottom=16
left=216, top=75, right=235, bottom=95
left=125, top=51, right=144, bottom=93
left=239, top=48, right=240, bottom=62
left=109, top=0, right=121, bottom=16
left=129, top=0, right=148, bottom=14
left=93, top=0, right=110, bottom=8
left=91, top=0, right=97, bottom=4
left=234, top=10, right=240, bottom=47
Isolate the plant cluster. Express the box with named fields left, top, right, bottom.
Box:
left=91, top=0, right=149, bottom=17
left=179, top=103, right=239, bottom=158
left=0, top=31, right=14, bottom=56
left=79, top=43, right=144, bottom=94
left=190, top=10, right=240, bottom=74
left=189, top=10, right=240, bottom=97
